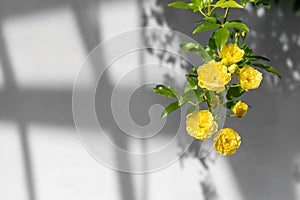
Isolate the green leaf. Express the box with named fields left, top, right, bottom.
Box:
left=241, top=0, right=249, bottom=6
left=191, top=0, right=200, bottom=5
left=186, top=105, right=197, bottom=116
left=205, top=33, right=217, bottom=58
left=229, top=19, right=243, bottom=23
left=204, top=16, right=220, bottom=24
left=194, top=21, right=205, bottom=25
left=196, top=93, right=205, bottom=104
left=246, top=55, right=270, bottom=62
left=180, top=42, right=213, bottom=62
left=251, top=0, right=271, bottom=9
left=192, top=0, right=213, bottom=9
left=213, top=28, right=230, bottom=50
left=184, top=76, right=198, bottom=92
left=161, top=101, right=180, bottom=118
left=187, top=67, right=197, bottom=75
left=153, top=85, right=181, bottom=98
left=168, top=1, right=190, bottom=9
left=195, top=17, right=220, bottom=25
left=225, top=99, right=238, bottom=109
left=208, top=33, right=217, bottom=50
left=204, top=90, right=214, bottom=105
left=215, top=0, right=244, bottom=8
left=252, top=63, right=282, bottom=79
left=204, top=46, right=216, bottom=60
left=193, top=23, right=221, bottom=34
left=226, top=85, right=245, bottom=100
left=224, top=22, right=250, bottom=32
left=179, top=89, right=203, bottom=106
left=240, top=44, right=252, bottom=56
left=168, top=1, right=198, bottom=12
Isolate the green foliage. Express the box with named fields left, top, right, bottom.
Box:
left=193, top=23, right=221, bottom=34
left=252, top=63, right=282, bottom=78
left=241, top=0, right=249, bottom=6
left=196, top=93, right=205, bottom=104
left=191, top=0, right=213, bottom=9
left=161, top=101, right=180, bottom=118
left=241, top=44, right=253, bottom=56
left=224, top=22, right=249, bottom=32
left=214, top=0, right=244, bottom=8
left=153, top=85, right=181, bottom=98
left=241, top=0, right=271, bottom=9
left=184, top=76, right=198, bottom=92
left=204, top=16, right=221, bottom=24
left=204, top=90, right=214, bottom=105
left=214, top=28, right=230, bottom=50
left=225, top=100, right=238, bottom=109
left=245, top=55, right=270, bottom=62
left=179, top=89, right=203, bottom=106
left=180, top=42, right=213, bottom=62
left=168, top=2, right=198, bottom=12
left=226, top=85, right=245, bottom=100
left=251, top=0, right=271, bottom=9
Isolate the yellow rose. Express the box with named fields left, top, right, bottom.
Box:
left=219, top=44, right=244, bottom=66
left=232, top=101, right=248, bottom=118
left=186, top=110, right=218, bottom=140
left=238, top=66, right=263, bottom=91
left=197, top=61, right=231, bottom=93
left=214, top=128, right=241, bottom=156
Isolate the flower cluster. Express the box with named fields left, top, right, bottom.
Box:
left=153, top=0, right=281, bottom=156
left=198, top=44, right=263, bottom=94
left=187, top=43, right=263, bottom=155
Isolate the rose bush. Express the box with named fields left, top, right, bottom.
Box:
left=153, top=0, right=281, bottom=156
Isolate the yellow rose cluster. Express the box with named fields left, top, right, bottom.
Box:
left=198, top=44, right=263, bottom=94
left=197, top=43, right=262, bottom=120
left=219, top=44, right=263, bottom=91
left=187, top=43, right=266, bottom=156
left=186, top=110, right=241, bottom=156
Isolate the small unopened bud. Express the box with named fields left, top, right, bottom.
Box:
left=241, top=31, right=247, bottom=38
left=228, top=64, right=239, bottom=75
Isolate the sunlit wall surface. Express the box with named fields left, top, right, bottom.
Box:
left=0, top=0, right=299, bottom=200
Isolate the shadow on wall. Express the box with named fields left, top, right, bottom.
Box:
left=0, top=0, right=144, bottom=200
left=0, top=0, right=191, bottom=200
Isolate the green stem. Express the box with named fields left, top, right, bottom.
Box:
left=199, top=8, right=208, bottom=17
left=223, top=7, right=230, bottom=24
left=188, top=101, right=197, bottom=106
left=206, top=100, right=212, bottom=113
left=207, top=1, right=211, bottom=16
